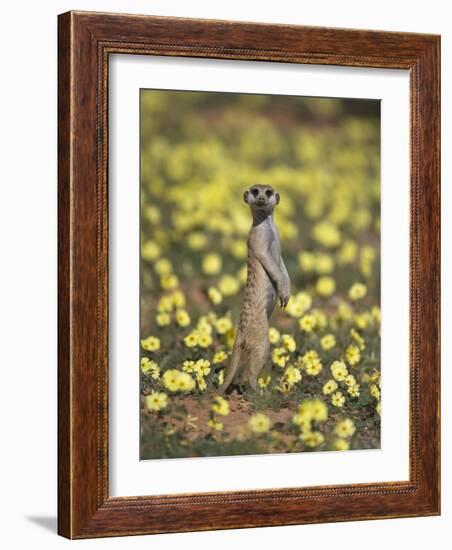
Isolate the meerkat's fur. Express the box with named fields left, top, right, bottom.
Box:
left=220, top=184, right=291, bottom=392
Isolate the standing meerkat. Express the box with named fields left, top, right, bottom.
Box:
left=220, top=184, right=291, bottom=392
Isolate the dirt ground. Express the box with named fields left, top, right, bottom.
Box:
left=142, top=392, right=294, bottom=441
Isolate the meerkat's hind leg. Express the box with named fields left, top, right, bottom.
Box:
left=224, top=361, right=248, bottom=394
left=219, top=336, right=243, bottom=392
left=246, top=341, right=270, bottom=392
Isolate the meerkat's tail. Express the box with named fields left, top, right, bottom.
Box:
left=220, top=336, right=243, bottom=392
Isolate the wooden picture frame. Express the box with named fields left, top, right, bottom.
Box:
left=58, top=10, right=440, bottom=538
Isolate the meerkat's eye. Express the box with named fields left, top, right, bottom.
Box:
left=265, top=189, right=273, bottom=197
left=251, top=188, right=259, bottom=197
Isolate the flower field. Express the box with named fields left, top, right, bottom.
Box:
left=140, top=90, right=381, bottom=459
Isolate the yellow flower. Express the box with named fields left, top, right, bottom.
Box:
left=354, top=312, right=372, bottom=330
left=331, top=360, right=348, bottom=381
left=285, top=292, right=312, bottom=318
left=171, top=290, right=186, bottom=308
left=285, top=300, right=303, bottom=318
left=350, top=328, right=365, bottom=350
left=344, top=374, right=357, bottom=386
left=334, top=419, right=356, bottom=438
left=331, top=391, right=346, bottom=407
left=213, top=350, right=228, bottom=364
left=292, top=413, right=311, bottom=433
left=208, top=418, right=224, bottom=431
left=370, top=369, right=381, bottom=383
left=333, top=438, right=350, bottom=451
left=312, top=221, right=341, bottom=247
left=305, top=360, right=322, bottom=376
left=157, top=295, right=173, bottom=313
left=299, top=314, right=317, bottom=332
left=141, top=335, right=160, bottom=352
left=176, top=371, right=196, bottom=392
left=296, top=292, right=313, bottom=311
left=237, top=264, right=248, bottom=284
left=218, top=274, right=240, bottom=296
left=284, top=365, right=302, bottom=386
left=207, top=286, right=223, bottom=305
left=349, top=282, right=367, bottom=301
left=154, top=258, right=173, bottom=275
left=175, top=309, right=191, bottom=327
left=315, top=253, right=334, bottom=274
left=197, top=317, right=213, bottom=335
left=297, top=399, right=328, bottom=422
left=322, top=379, right=338, bottom=395
left=212, top=395, right=230, bottom=416
left=370, top=384, right=381, bottom=400
left=187, top=232, right=207, bottom=250
left=196, top=374, right=207, bottom=392
left=143, top=205, right=160, bottom=224
left=312, top=309, right=327, bottom=329
left=311, top=399, right=329, bottom=422
left=141, top=240, right=161, bottom=261
left=345, top=345, right=361, bottom=365
left=140, top=358, right=160, bottom=379
left=361, top=245, right=376, bottom=263
left=300, top=431, right=325, bottom=448
left=300, top=350, right=322, bottom=375
left=258, top=375, right=271, bottom=388
left=300, top=349, right=319, bottom=366
left=347, top=384, right=360, bottom=397
left=272, top=347, right=288, bottom=368
left=337, top=240, right=357, bottom=265
left=156, top=312, right=171, bottom=327
left=320, top=334, right=336, bottom=350
left=160, top=273, right=178, bottom=290
left=194, top=359, right=211, bottom=376
left=145, top=392, right=168, bottom=412
left=198, top=333, right=213, bottom=348
left=281, top=334, right=296, bottom=352
left=162, top=369, right=195, bottom=392
left=337, top=301, right=353, bottom=321
left=249, top=413, right=271, bottom=433
left=202, top=253, right=222, bottom=275
left=215, top=316, right=233, bottom=335
left=269, top=327, right=281, bottom=344
left=161, top=369, right=180, bottom=392
left=225, top=328, right=235, bottom=349
left=184, top=332, right=198, bottom=348
left=371, top=306, right=381, bottom=323
left=376, top=402, right=382, bottom=415
left=217, top=369, right=225, bottom=385
left=316, top=276, right=336, bottom=297
left=182, top=360, right=196, bottom=373
left=298, top=251, right=315, bottom=272
left=229, top=239, right=247, bottom=259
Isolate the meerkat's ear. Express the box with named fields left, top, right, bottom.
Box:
left=243, top=190, right=249, bottom=203
left=275, top=192, right=280, bottom=204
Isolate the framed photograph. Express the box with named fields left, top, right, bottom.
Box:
left=58, top=11, right=440, bottom=538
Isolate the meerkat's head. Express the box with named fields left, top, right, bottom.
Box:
left=244, top=184, right=280, bottom=215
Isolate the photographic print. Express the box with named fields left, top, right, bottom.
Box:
left=58, top=13, right=440, bottom=536
left=139, top=89, right=381, bottom=460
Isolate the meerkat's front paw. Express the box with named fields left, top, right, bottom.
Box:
left=279, top=288, right=290, bottom=309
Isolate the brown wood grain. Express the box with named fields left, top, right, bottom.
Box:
left=57, top=10, right=440, bottom=539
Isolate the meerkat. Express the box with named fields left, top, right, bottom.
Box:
left=220, top=184, right=291, bottom=392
